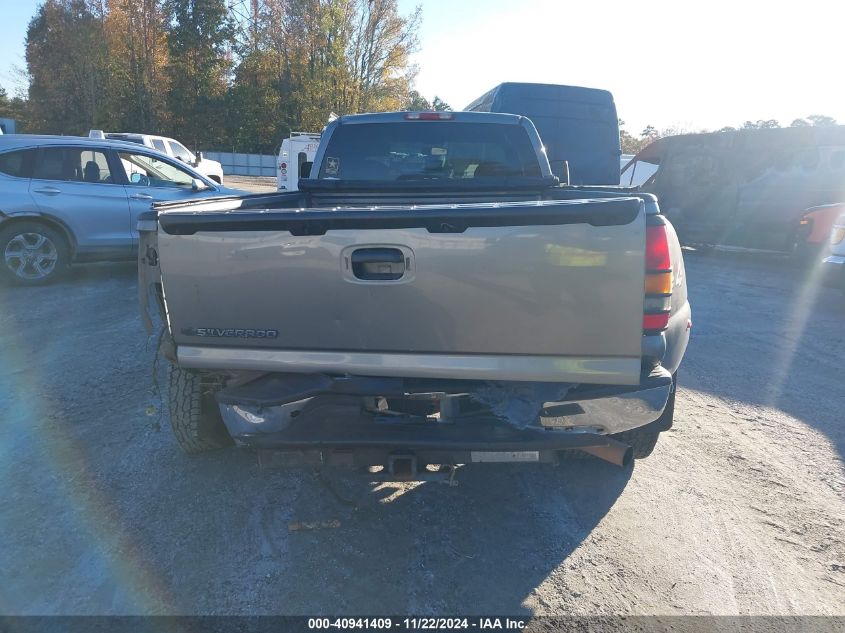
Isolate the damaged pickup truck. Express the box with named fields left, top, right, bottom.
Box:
left=138, top=111, right=691, bottom=475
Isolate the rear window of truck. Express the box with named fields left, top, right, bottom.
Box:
left=318, top=122, right=542, bottom=181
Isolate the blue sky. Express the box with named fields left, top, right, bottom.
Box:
left=0, top=1, right=34, bottom=94
left=4, top=0, right=845, bottom=133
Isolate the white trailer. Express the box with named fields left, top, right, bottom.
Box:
left=277, top=132, right=321, bottom=190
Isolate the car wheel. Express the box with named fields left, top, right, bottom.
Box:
left=168, top=365, right=233, bottom=454
left=0, top=222, right=68, bottom=285
left=611, top=428, right=660, bottom=459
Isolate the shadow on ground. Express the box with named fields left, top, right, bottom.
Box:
left=0, top=262, right=633, bottom=614
left=105, top=451, right=633, bottom=614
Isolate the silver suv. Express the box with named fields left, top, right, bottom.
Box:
left=0, top=135, right=240, bottom=284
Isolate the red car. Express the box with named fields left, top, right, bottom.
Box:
left=796, top=203, right=844, bottom=256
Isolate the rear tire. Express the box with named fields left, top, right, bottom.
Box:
left=0, top=221, right=69, bottom=285
left=168, top=365, right=233, bottom=454
left=612, top=428, right=660, bottom=459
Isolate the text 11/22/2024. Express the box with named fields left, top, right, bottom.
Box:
left=307, top=618, right=528, bottom=630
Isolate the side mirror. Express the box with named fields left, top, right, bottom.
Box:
left=194, top=152, right=203, bottom=167
left=131, top=172, right=150, bottom=186
left=191, top=178, right=209, bottom=192
left=300, top=161, right=313, bottom=178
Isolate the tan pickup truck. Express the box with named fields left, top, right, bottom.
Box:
left=139, top=111, right=690, bottom=477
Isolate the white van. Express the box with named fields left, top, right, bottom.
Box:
left=277, top=132, right=320, bottom=190
left=89, top=130, right=224, bottom=183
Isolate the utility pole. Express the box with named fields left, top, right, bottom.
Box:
left=251, top=0, right=260, bottom=45
left=228, top=0, right=261, bottom=49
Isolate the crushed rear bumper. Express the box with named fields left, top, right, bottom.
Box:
left=214, top=366, right=673, bottom=452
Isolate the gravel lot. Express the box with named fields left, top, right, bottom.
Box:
left=1, top=178, right=843, bottom=615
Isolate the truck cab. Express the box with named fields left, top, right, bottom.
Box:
left=89, top=130, right=225, bottom=184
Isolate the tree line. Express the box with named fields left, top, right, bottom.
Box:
left=0, top=0, right=451, bottom=153
left=1, top=2, right=837, bottom=157
left=619, top=114, right=840, bottom=155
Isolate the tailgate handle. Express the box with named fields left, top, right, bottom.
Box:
left=351, top=247, right=406, bottom=280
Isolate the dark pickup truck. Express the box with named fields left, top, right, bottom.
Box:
left=139, top=111, right=690, bottom=477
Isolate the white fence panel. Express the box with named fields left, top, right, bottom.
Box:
left=205, top=151, right=276, bottom=177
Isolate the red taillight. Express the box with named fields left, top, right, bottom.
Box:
left=644, top=222, right=672, bottom=333
left=645, top=224, right=671, bottom=272
left=643, top=312, right=671, bottom=331
left=404, top=111, right=454, bottom=120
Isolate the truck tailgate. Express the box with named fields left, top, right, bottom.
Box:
left=155, top=198, right=646, bottom=385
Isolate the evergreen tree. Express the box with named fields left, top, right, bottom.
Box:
left=165, top=0, right=233, bottom=149
left=25, top=0, right=108, bottom=133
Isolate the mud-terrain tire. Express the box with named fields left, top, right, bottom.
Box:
left=611, top=373, right=677, bottom=459
left=0, top=221, right=69, bottom=285
left=612, top=428, right=660, bottom=460
left=168, top=365, right=233, bottom=454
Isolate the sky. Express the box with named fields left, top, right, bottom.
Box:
left=0, top=1, right=33, bottom=95
left=3, top=0, right=845, bottom=133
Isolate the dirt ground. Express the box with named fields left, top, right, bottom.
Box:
left=1, top=180, right=843, bottom=615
